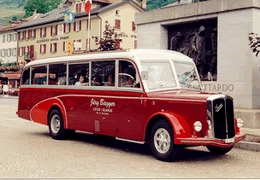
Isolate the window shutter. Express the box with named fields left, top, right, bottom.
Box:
left=45, top=27, right=47, bottom=36
left=18, top=32, right=20, bottom=41
left=64, top=23, right=66, bottom=33
left=79, top=39, right=81, bottom=50
left=132, top=22, right=135, bottom=31
left=50, top=43, right=52, bottom=53
left=76, top=4, right=78, bottom=13
left=74, top=22, right=76, bottom=31
left=79, top=21, right=81, bottom=31
left=40, top=28, right=42, bottom=38
left=44, top=44, right=46, bottom=53
left=51, top=26, right=53, bottom=36
left=69, top=23, right=71, bottom=32
left=55, top=43, right=57, bottom=52
left=40, top=45, right=42, bottom=53
left=79, top=3, right=82, bottom=13
left=22, top=47, right=25, bottom=55
left=34, top=29, right=36, bottom=38
left=63, top=41, right=65, bottom=52
left=56, top=25, right=58, bottom=35
left=134, top=40, right=137, bottom=49
left=18, top=48, right=20, bottom=56
left=73, top=40, right=75, bottom=50
left=115, top=19, right=121, bottom=29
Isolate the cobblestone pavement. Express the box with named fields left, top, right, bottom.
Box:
left=0, top=98, right=260, bottom=178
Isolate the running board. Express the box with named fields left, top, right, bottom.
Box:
left=116, top=137, right=145, bottom=144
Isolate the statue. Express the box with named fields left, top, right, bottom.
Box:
left=170, top=32, right=183, bottom=51
left=191, top=26, right=206, bottom=79
left=208, top=28, right=217, bottom=81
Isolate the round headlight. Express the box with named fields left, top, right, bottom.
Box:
left=237, top=118, right=243, bottom=128
left=194, top=121, right=202, bottom=132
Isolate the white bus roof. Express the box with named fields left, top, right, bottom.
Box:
left=24, top=49, right=193, bottom=68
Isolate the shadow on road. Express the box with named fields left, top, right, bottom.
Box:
left=28, top=130, right=231, bottom=162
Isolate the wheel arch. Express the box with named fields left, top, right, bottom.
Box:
left=144, top=112, right=192, bottom=144
left=47, top=103, right=67, bottom=129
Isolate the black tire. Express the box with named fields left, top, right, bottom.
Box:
left=149, top=120, right=178, bottom=162
left=48, top=109, right=69, bottom=140
left=206, top=145, right=234, bottom=155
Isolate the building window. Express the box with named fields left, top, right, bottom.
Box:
left=20, top=32, right=23, bottom=41
left=7, top=48, right=11, bottom=56
left=1, top=49, right=4, bottom=57
left=115, top=19, right=121, bottom=30
left=75, top=2, right=82, bottom=13
left=51, top=25, right=57, bottom=36
left=40, top=27, right=46, bottom=38
left=115, top=10, right=120, bottom=16
left=13, top=33, right=17, bottom=41
left=26, top=31, right=29, bottom=40
left=64, top=23, right=71, bottom=33
left=19, top=47, right=22, bottom=56
left=31, top=29, right=36, bottom=39
left=7, top=34, right=12, bottom=42
left=40, top=44, right=46, bottom=54
left=50, top=43, right=57, bottom=53
left=132, top=21, right=136, bottom=31
left=2, top=35, right=5, bottom=43
left=12, top=48, right=16, bottom=56
left=74, top=21, right=81, bottom=32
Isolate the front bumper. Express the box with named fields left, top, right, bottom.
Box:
left=177, top=134, right=245, bottom=147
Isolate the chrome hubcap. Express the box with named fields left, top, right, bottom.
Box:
left=50, top=115, right=61, bottom=134
left=154, top=128, right=171, bottom=154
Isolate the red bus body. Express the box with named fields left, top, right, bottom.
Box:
left=17, top=49, right=245, bottom=161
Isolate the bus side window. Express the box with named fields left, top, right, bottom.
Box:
left=22, top=67, right=30, bottom=85
left=49, top=63, right=66, bottom=85
left=32, top=65, right=47, bottom=85
left=118, top=60, right=139, bottom=88
left=69, top=62, right=89, bottom=86
left=91, top=60, right=115, bottom=87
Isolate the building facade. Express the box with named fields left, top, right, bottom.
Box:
left=15, top=0, right=145, bottom=64
left=0, top=21, right=20, bottom=65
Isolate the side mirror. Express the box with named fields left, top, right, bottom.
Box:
left=141, top=70, right=148, bottom=80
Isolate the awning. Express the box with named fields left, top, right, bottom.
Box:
left=2, top=72, right=21, bottom=79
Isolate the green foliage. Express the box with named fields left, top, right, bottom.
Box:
left=23, top=0, right=62, bottom=18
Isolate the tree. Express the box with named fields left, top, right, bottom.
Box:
left=23, top=0, right=62, bottom=18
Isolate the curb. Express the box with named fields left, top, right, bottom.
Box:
left=235, top=141, right=260, bottom=152
left=0, top=96, right=18, bottom=99
left=234, top=133, right=260, bottom=152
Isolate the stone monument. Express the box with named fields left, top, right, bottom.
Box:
left=135, top=0, right=260, bottom=128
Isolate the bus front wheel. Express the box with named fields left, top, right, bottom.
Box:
left=149, top=120, right=178, bottom=162
left=48, top=109, right=69, bottom=140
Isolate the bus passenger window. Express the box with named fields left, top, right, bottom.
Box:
left=22, top=67, right=30, bottom=85
left=32, top=65, right=47, bottom=85
left=118, top=60, right=139, bottom=88
left=91, top=60, right=115, bottom=87
left=49, top=63, right=66, bottom=85
left=68, top=62, right=89, bottom=86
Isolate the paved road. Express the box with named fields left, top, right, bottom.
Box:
left=0, top=97, right=260, bottom=178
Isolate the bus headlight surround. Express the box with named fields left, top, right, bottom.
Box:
left=194, top=121, right=202, bottom=132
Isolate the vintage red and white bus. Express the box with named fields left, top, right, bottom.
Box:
left=17, top=49, right=245, bottom=162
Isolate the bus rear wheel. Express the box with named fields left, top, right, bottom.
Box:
left=149, top=120, right=178, bottom=162
left=48, top=109, right=71, bottom=140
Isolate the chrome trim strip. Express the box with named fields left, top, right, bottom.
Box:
left=116, top=137, right=145, bottom=144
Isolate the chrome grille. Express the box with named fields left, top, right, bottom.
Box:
left=207, top=95, right=235, bottom=139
